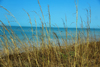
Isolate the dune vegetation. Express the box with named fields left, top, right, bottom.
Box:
left=0, top=0, right=100, bottom=67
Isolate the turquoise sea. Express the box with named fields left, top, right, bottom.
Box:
left=0, top=26, right=100, bottom=49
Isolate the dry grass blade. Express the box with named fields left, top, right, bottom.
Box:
left=37, top=0, right=45, bottom=21
left=23, top=9, right=34, bottom=40
left=48, top=5, right=51, bottom=34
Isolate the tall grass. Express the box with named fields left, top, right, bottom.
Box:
left=0, top=0, right=100, bottom=67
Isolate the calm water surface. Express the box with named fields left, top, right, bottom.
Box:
left=0, top=26, right=100, bottom=49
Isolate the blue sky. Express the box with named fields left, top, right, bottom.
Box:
left=0, top=0, right=100, bottom=28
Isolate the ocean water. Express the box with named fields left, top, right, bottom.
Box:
left=0, top=26, right=100, bottom=48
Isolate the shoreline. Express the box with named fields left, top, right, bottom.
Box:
left=0, top=40, right=100, bottom=57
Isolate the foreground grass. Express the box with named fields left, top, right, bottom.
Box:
left=0, top=40, right=100, bottom=67
left=0, top=0, right=100, bottom=67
